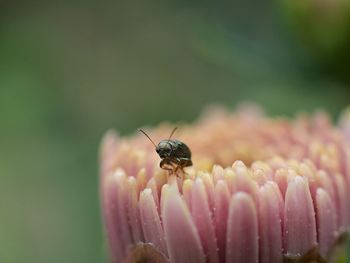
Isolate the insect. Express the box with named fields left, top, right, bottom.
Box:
left=139, top=127, right=193, bottom=177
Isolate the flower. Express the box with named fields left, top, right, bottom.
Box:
left=99, top=105, right=350, bottom=263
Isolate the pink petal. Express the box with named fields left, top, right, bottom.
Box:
left=212, top=165, right=225, bottom=184
left=139, top=188, right=167, bottom=256
left=317, top=171, right=335, bottom=203
left=333, top=174, right=350, bottom=230
left=252, top=168, right=268, bottom=186
left=183, top=179, right=193, bottom=212
left=299, top=162, right=319, bottom=202
left=316, top=188, right=337, bottom=258
left=214, top=180, right=230, bottom=262
left=232, top=161, right=258, bottom=202
left=284, top=176, right=317, bottom=255
left=102, top=170, right=132, bottom=262
left=258, top=182, right=283, bottom=263
left=226, top=192, right=259, bottom=263
left=100, top=130, right=119, bottom=177
left=275, top=169, right=288, bottom=199
left=146, top=178, right=160, bottom=213
left=136, top=169, right=147, bottom=195
left=162, top=186, right=205, bottom=263
left=317, top=171, right=337, bottom=227
left=252, top=161, right=273, bottom=181
left=126, top=177, right=144, bottom=243
left=224, top=168, right=235, bottom=194
left=338, top=145, right=350, bottom=185
left=192, top=178, right=219, bottom=263
left=160, top=184, right=169, bottom=214
left=270, top=181, right=285, bottom=236
left=200, top=173, right=215, bottom=214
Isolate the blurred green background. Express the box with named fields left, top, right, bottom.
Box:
left=1, top=1, right=350, bottom=262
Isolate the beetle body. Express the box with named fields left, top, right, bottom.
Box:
left=139, top=128, right=193, bottom=177
left=156, top=139, right=192, bottom=175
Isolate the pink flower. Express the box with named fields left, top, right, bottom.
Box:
left=99, top=106, right=350, bottom=263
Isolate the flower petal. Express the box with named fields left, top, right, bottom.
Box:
left=139, top=188, right=167, bottom=256
left=212, top=165, right=225, bottom=184
left=182, top=179, right=193, bottom=211
left=226, top=192, right=259, bottom=263
left=162, top=186, right=205, bottom=263
left=146, top=178, right=160, bottom=213
left=192, top=178, right=219, bottom=263
left=284, top=176, right=317, bottom=255
left=275, top=168, right=288, bottom=199
left=127, top=177, right=144, bottom=243
left=224, top=168, right=235, bottom=194
left=102, top=170, right=132, bottom=262
left=199, top=173, right=215, bottom=213
left=232, top=161, right=258, bottom=202
left=258, top=181, right=283, bottom=263
left=100, top=130, right=119, bottom=177
left=316, top=188, right=338, bottom=258
left=214, top=180, right=230, bottom=262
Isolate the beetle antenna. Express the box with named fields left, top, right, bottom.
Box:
left=139, top=129, right=157, bottom=147
left=168, top=127, right=178, bottom=140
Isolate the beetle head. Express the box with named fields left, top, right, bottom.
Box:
left=156, top=140, right=172, bottom=158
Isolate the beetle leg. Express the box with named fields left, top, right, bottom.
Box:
left=160, top=158, right=175, bottom=175
left=159, top=158, right=167, bottom=168
left=178, top=158, right=192, bottom=167
left=164, top=166, right=174, bottom=175
left=173, top=164, right=185, bottom=180
left=174, top=165, right=179, bottom=175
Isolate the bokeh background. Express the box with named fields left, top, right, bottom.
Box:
left=1, top=1, right=350, bottom=262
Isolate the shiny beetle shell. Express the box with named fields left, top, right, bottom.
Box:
left=139, top=128, right=193, bottom=176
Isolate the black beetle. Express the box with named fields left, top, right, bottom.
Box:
left=139, top=127, right=193, bottom=176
